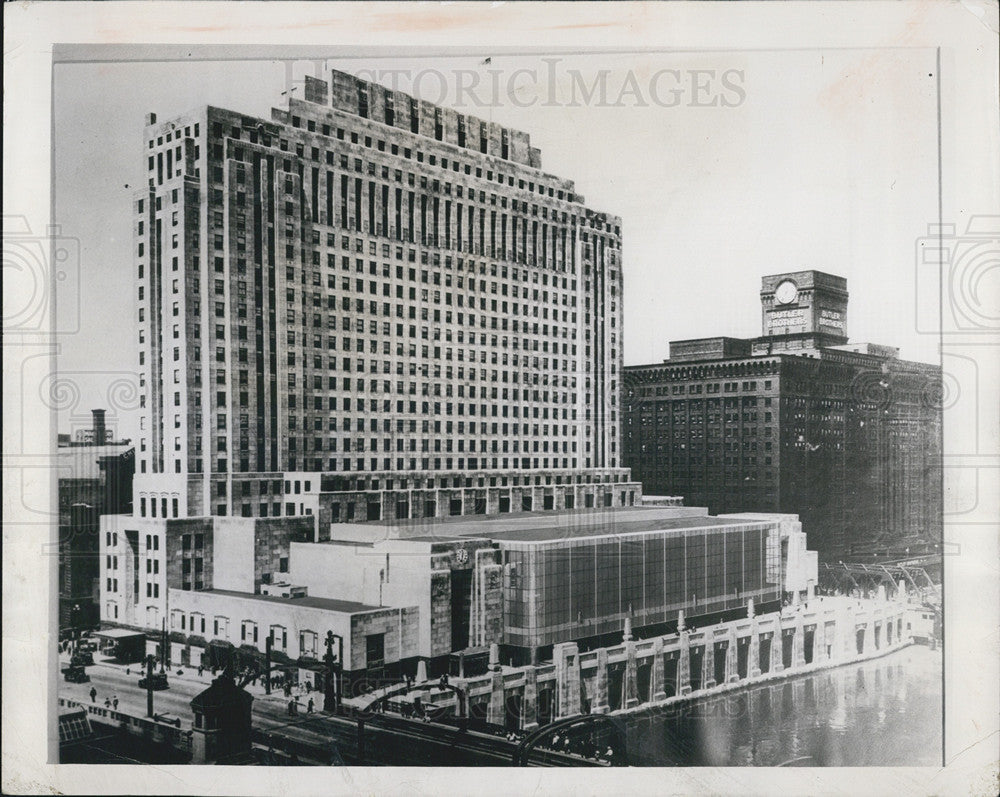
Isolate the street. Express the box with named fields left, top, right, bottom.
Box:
left=58, top=657, right=593, bottom=766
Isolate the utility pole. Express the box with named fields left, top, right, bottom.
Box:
left=265, top=632, right=273, bottom=695
left=161, top=618, right=169, bottom=671
left=323, top=631, right=342, bottom=713
left=145, top=654, right=155, bottom=717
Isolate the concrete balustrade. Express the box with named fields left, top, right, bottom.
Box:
left=421, top=595, right=914, bottom=731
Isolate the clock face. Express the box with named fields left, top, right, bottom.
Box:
left=774, top=280, right=798, bottom=305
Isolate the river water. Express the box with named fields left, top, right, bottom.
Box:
left=623, top=644, right=943, bottom=766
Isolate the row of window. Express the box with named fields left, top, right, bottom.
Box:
left=629, top=380, right=775, bottom=398
left=168, top=609, right=320, bottom=656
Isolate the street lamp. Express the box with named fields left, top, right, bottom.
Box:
left=70, top=604, right=82, bottom=642
left=323, top=631, right=343, bottom=713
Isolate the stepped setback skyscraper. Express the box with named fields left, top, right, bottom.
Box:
left=133, top=71, right=637, bottom=525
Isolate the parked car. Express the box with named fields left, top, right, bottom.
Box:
left=71, top=651, right=94, bottom=667
left=138, top=672, right=170, bottom=691
left=62, top=665, right=90, bottom=683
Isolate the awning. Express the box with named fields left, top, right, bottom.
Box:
left=94, top=628, right=145, bottom=640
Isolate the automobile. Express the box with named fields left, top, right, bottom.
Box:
left=62, top=665, right=90, bottom=683
left=70, top=651, right=94, bottom=667
left=138, top=672, right=170, bottom=691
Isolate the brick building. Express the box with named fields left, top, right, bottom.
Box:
left=130, top=69, right=636, bottom=525
left=100, top=69, right=647, bottom=678
left=623, top=271, right=942, bottom=559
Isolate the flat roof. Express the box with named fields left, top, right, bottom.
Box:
left=57, top=445, right=133, bottom=480
left=197, top=589, right=383, bottom=615
left=349, top=506, right=771, bottom=544
left=477, top=514, right=768, bottom=544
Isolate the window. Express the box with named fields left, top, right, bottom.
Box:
left=365, top=633, right=385, bottom=668
left=241, top=620, right=258, bottom=644
left=270, top=625, right=288, bottom=651
left=299, top=630, right=318, bottom=658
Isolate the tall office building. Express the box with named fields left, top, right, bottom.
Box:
left=623, top=271, right=942, bottom=559
left=133, top=70, right=638, bottom=527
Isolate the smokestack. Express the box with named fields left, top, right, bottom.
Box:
left=92, top=409, right=107, bottom=444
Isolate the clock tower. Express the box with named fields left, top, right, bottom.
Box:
left=757, top=270, right=849, bottom=353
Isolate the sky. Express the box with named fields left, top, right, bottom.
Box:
left=53, top=48, right=941, bottom=442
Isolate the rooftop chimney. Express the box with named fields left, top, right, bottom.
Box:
left=92, top=409, right=106, bottom=444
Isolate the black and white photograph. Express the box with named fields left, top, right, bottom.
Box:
left=3, top=2, right=998, bottom=794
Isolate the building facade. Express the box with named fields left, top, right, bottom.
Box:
left=105, top=504, right=816, bottom=684
left=58, top=410, right=134, bottom=630
left=132, top=70, right=635, bottom=526
left=623, top=271, right=942, bottom=559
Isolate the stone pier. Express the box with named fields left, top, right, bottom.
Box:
left=651, top=638, right=667, bottom=702
left=419, top=596, right=914, bottom=729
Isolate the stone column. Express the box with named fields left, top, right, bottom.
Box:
left=749, top=628, right=761, bottom=678
left=725, top=627, right=739, bottom=683
left=813, top=620, right=827, bottom=664
left=792, top=613, right=805, bottom=668
left=838, top=601, right=853, bottom=661
left=677, top=632, right=692, bottom=696
left=521, top=666, right=538, bottom=731
left=863, top=618, right=875, bottom=656
left=486, top=670, right=506, bottom=726
left=770, top=630, right=784, bottom=673
left=622, top=618, right=639, bottom=709
left=650, top=638, right=667, bottom=702
left=553, top=642, right=581, bottom=719
left=623, top=643, right=639, bottom=709
left=702, top=640, right=716, bottom=690
left=591, top=647, right=610, bottom=714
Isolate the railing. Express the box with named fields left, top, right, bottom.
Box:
left=58, top=697, right=193, bottom=752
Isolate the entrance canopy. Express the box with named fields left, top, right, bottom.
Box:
left=94, top=628, right=145, bottom=641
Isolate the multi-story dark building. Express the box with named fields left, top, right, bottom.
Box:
left=58, top=409, right=134, bottom=629
left=131, top=70, right=635, bottom=526
left=623, top=271, right=942, bottom=559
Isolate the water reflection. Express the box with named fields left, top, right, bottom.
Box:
left=625, top=645, right=942, bottom=766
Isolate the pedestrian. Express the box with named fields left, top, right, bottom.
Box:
left=307, top=697, right=314, bottom=714
left=198, top=665, right=204, bottom=677
left=105, top=697, right=111, bottom=708
left=113, top=696, right=119, bottom=710
left=126, top=667, right=130, bottom=676
left=89, top=686, right=97, bottom=703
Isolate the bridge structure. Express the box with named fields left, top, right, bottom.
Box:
left=820, top=557, right=941, bottom=603
left=512, top=712, right=625, bottom=766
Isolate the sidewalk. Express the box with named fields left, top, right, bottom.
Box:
left=76, top=653, right=318, bottom=710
